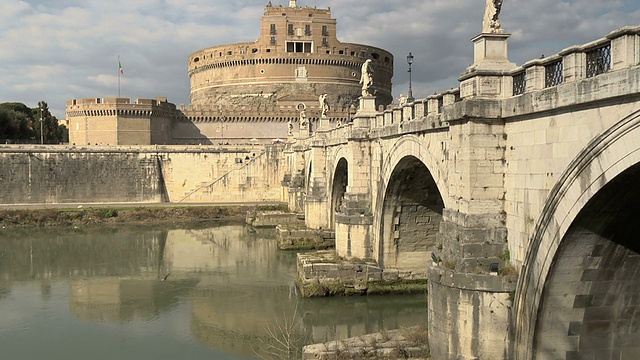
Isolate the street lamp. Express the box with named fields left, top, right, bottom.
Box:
left=407, top=52, right=414, bottom=102
left=218, top=107, right=225, bottom=145
left=39, top=105, right=43, bottom=144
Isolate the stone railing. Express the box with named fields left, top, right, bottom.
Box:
left=308, top=25, right=638, bottom=139
left=321, top=122, right=353, bottom=146
left=369, top=88, right=460, bottom=131
left=508, top=25, right=639, bottom=96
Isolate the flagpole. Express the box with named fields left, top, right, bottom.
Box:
left=118, top=55, right=121, bottom=97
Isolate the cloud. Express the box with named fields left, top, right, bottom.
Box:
left=0, top=0, right=638, bottom=117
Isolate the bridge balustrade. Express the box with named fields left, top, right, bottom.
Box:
left=510, top=25, right=639, bottom=97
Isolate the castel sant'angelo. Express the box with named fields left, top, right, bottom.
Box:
left=66, top=0, right=394, bottom=145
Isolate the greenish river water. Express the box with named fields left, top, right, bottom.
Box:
left=0, top=224, right=427, bottom=359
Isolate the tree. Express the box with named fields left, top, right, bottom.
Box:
left=32, top=101, right=65, bottom=144
left=0, top=103, right=34, bottom=141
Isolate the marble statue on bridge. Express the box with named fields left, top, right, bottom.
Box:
left=360, top=59, right=374, bottom=97
left=319, top=94, right=329, bottom=118
left=299, top=108, right=308, bottom=130
left=483, top=0, right=504, bottom=33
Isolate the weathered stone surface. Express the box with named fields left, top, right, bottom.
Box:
left=0, top=145, right=287, bottom=205
left=296, top=251, right=428, bottom=297
left=246, top=210, right=304, bottom=228
left=302, top=325, right=430, bottom=360
left=276, top=225, right=334, bottom=250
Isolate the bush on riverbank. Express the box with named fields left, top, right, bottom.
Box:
left=0, top=204, right=287, bottom=228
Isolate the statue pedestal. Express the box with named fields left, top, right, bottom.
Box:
left=357, top=96, right=377, bottom=115
left=297, top=126, right=310, bottom=139
left=317, top=116, right=331, bottom=130
left=352, top=96, right=377, bottom=130
left=458, top=32, right=517, bottom=99
left=472, top=32, right=511, bottom=65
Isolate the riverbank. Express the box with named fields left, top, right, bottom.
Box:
left=0, top=204, right=287, bottom=228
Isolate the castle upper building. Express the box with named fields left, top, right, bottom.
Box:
left=188, top=0, right=393, bottom=109
left=66, top=0, right=394, bottom=145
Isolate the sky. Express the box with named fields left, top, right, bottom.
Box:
left=1, top=0, right=639, bottom=118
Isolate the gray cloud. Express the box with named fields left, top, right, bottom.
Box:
left=0, top=0, right=638, bottom=117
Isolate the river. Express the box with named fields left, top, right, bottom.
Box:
left=0, top=224, right=427, bottom=359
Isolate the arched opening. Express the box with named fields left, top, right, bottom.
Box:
left=533, top=162, right=640, bottom=359
left=330, top=158, right=348, bottom=229
left=379, top=156, right=443, bottom=269
left=306, top=161, right=312, bottom=195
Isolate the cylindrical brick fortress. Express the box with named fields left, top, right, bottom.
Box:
left=187, top=3, right=394, bottom=109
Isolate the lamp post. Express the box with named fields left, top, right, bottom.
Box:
left=218, top=107, right=225, bottom=145
left=39, top=105, right=43, bottom=145
left=407, top=52, right=414, bottom=102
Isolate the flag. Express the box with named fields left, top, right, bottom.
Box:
left=118, top=60, right=124, bottom=75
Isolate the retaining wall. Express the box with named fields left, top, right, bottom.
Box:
left=0, top=145, right=287, bottom=205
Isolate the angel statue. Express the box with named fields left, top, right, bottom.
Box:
left=483, top=0, right=504, bottom=33
left=319, top=93, right=329, bottom=118
left=359, top=59, right=374, bottom=97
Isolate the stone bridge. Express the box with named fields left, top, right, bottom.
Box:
left=287, top=26, right=640, bottom=359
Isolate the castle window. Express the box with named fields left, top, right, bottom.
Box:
left=270, top=24, right=276, bottom=35
left=286, top=41, right=312, bottom=53
left=322, top=25, right=328, bottom=36
left=193, top=57, right=199, bottom=62
left=288, top=24, right=294, bottom=35
left=227, top=51, right=232, bottom=55
left=322, top=38, right=328, bottom=47
left=270, top=36, right=276, bottom=45
left=252, top=48, right=258, bottom=53
left=305, top=24, right=311, bottom=35
left=339, top=50, right=344, bottom=55
left=385, top=56, right=390, bottom=63
left=351, top=51, right=356, bottom=56
left=371, top=52, right=380, bottom=60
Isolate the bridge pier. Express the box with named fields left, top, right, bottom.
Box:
left=334, top=100, right=377, bottom=260
left=429, top=211, right=516, bottom=359
left=305, top=139, right=331, bottom=230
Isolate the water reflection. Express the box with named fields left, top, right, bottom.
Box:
left=0, top=225, right=426, bottom=359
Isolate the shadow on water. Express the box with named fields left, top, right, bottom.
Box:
left=0, top=224, right=427, bottom=359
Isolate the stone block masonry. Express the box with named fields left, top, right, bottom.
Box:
left=296, top=251, right=428, bottom=297
left=0, top=145, right=287, bottom=205
left=0, top=148, right=163, bottom=204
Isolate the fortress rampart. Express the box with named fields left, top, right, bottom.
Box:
left=66, top=97, right=180, bottom=146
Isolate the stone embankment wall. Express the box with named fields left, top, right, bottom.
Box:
left=0, top=145, right=287, bottom=205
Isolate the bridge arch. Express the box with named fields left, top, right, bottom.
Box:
left=515, top=109, right=640, bottom=359
left=374, top=135, right=448, bottom=269
left=330, top=158, right=348, bottom=229
left=328, top=146, right=353, bottom=229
